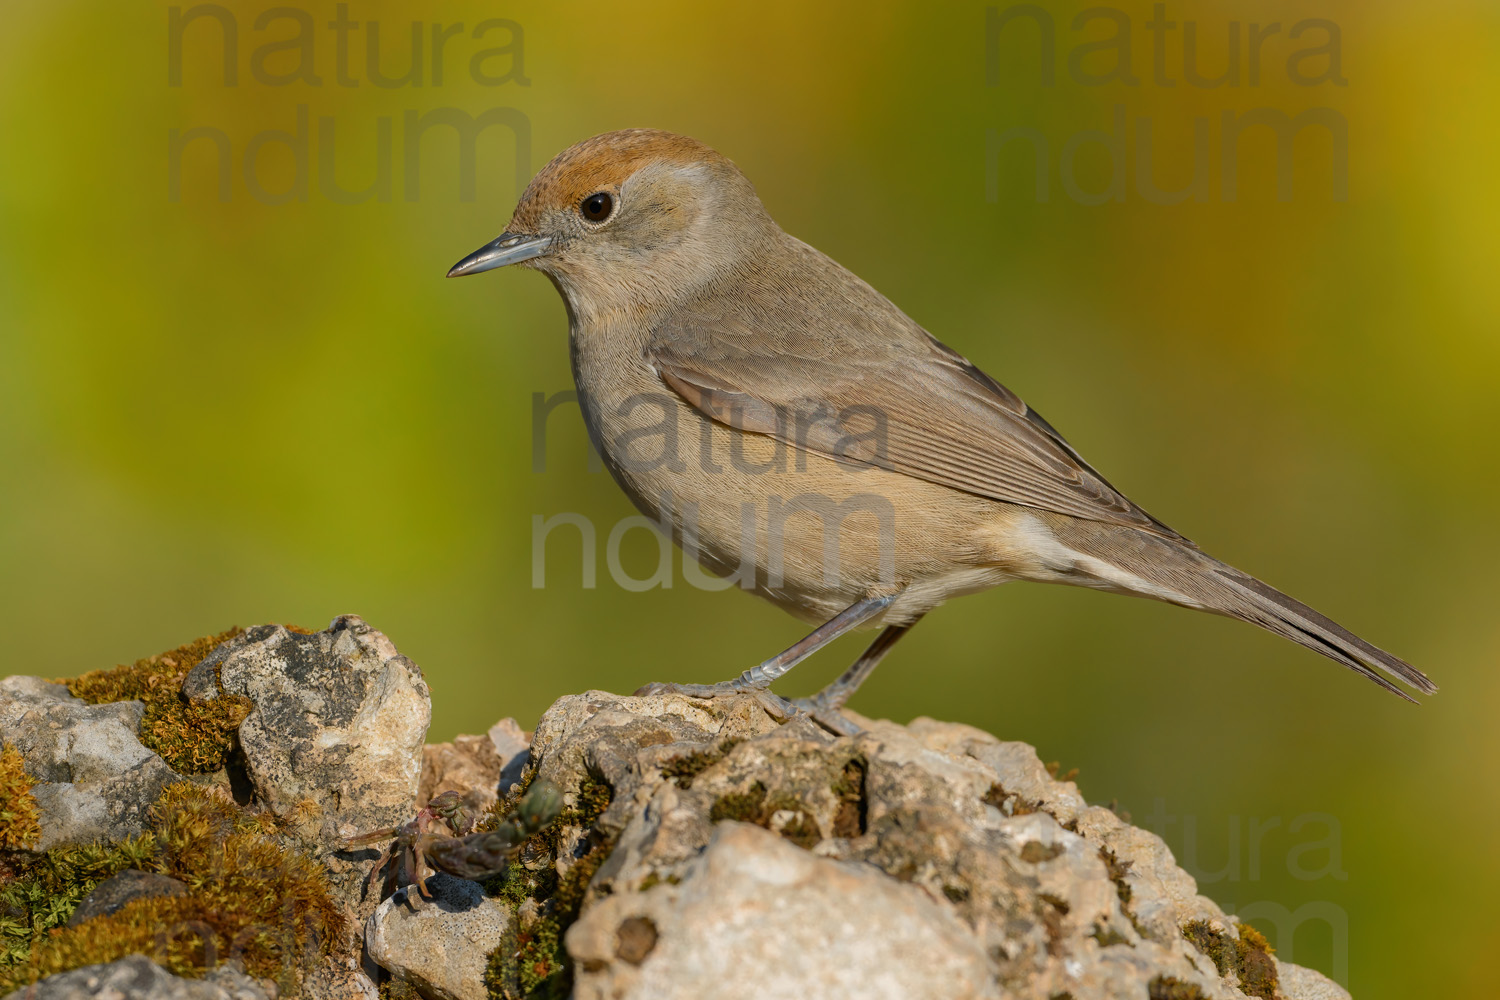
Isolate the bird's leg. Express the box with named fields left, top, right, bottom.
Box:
left=794, top=617, right=920, bottom=726
left=635, top=592, right=900, bottom=701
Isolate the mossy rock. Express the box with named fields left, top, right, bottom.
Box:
left=63, top=628, right=251, bottom=775
left=0, top=782, right=342, bottom=996
left=482, top=774, right=617, bottom=1000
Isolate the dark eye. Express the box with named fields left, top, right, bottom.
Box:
left=580, top=191, right=613, bottom=222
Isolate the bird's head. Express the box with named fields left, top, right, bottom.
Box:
left=448, top=129, right=775, bottom=318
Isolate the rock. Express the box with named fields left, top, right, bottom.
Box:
left=183, top=616, right=431, bottom=841
left=488, top=718, right=532, bottom=795
left=0, top=954, right=272, bottom=1000
left=416, top=719, right=532, bottom=816
left=3, top=622, right=1354, bottom=1000
left=66, top=870, right=190, bottom=926
left=299, top=952, right=379, bottom=1000
left=366, top=874, right=512, bottom=1000
left=489, top=690, right=1350, bottom=1000
left=0, top=676, right=183, bottom=850
left=419, top=735, right=502, bottom=812
left=568, top=822, right=999, bottom=999
left=1, top=620, right=424, bottom=1000
left=1277, top=961, right=1352, bottom=1000
left=180, top=614, right=431, bottom=1000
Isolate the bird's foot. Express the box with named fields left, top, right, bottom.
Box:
left=789, top=694, right=864, bottom=737
left=631, top=681, right=861, bottom=737
left=633, top=680, right=747, bottom=699
left=633, top=680, right=810, bottom=726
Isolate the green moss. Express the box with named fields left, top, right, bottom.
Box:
left=485, top=858, right=549, bottom=912
left=1098, top=846, right=1150, bottom=939
left=707, top=781, right=824, bottom=849
left=1033, top=891, right=1070, bottom=957
left=637, top=872, right=680, bottom=892
left=1019, top=841, right=1064, bottom=864
left=1089, top=922, right=1130, bottom=948
left=830, top=756, right=866, bottom=838
left=1147, top=976, right=1208, bottom=1000
left=477, top=765, right=539, bottom=837
left=659, top=738, right=741, bottom=789
left=1098, top=847, right=1133, bottom=907
left=570, top=776, right=612, bottom=829
left=0, top=782, right=341, bottom=996
left=1179, top=920, right=1279, bottom=998
left=62, top=628, right=251, bottom=775
left=982, top=781, right=1041, bottom=817
left=1233, top=922, right=1280, bottom=1000
left=709, top=781, right=768, bottom=824
left=493, top=914, right=564, bottom=998
left=0, top=837, right=157, bottom=972
left=0, top=743, right=41, bottom=851
left=556, top=847, right=610, bottom=918
left=1182, top=919, right=1234, bottom=976
left=1044, top=760, right=1079, bottom=782
left=484, top=775, right=617, bottom=1000
left=778, top=812, right=821, bottom=850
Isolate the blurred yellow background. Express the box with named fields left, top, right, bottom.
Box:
left=2, top=1, right=1495, bottom=994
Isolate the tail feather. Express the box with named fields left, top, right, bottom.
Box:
left=1207, top=566, right=1437, bottom=702
left=1047, top=518, right=1437, bottom=701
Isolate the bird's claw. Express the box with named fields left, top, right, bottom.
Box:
left=630, top=679, right=861, bottom=735
left=632, top=679, right=802, bottom=720
left=633, top=680, right=742, bottom=698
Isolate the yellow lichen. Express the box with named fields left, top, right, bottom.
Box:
left=63, top=628, right=251, bottom=774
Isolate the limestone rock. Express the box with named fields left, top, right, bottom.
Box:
left=417, top=718, right=533, bottom=819
left=2, top=620, right=428, bottom=1000
left=2, top=622, right=1354, bottom=1000
left=419, top=736, right=500, bottom=812
left=366, top=874, right=512, bottom=1000
left=0, top=676, right=182, bottom=850
left=183, top=616, right=431, bottom=841
left=0, top=954, right=271, bottom=1000
left=501, top=690, right=1349, bottom=1000
left=569, top=821, right=998, bottom=1000
left=1277, top=961, right=1352, bottom=1000
left=298, top=952, right=380, bottom=1000
left=180, top=614, right=432, bottom=998
left=488, top=718, right=532, bottom=795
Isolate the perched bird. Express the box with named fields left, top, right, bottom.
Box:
left=449, top=129, right=1435, bottom=727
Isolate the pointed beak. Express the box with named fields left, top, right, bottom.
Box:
left=447, top=232, right=553, bottom=277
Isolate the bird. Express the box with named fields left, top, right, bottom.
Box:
left=448, top=128, right=1435, bottom=729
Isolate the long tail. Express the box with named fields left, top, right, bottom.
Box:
left=1048, top=519, right=1438, bottom=703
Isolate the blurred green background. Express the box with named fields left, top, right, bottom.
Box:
left=2, top=1, right=1495, bottom=994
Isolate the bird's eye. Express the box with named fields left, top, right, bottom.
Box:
left=580, top=192, right=613, bottom=223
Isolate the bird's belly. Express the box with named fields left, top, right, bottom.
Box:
left=585, top=383, right=1017, bottom=624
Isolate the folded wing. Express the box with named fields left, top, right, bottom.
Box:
left=648, top=292, right=1187, bottom=542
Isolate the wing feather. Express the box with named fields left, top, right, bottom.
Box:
left=648, top=288, right=1186, bottom=542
